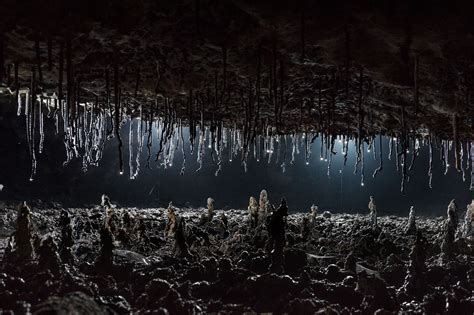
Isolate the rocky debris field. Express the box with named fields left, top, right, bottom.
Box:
left=0, top=200, right=473, bottom=314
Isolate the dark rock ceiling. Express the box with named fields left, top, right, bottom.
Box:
left=1, top=0, right=474, bottom=139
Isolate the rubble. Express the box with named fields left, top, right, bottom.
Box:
left=0, top=199, right=472, bottom=313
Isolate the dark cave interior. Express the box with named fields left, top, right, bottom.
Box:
left=0, top=1, right=474, bottom=314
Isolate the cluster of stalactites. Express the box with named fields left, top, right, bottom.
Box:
left=14, top=92, right=474, bottom=193
left=17, top=91, right=109, bottom=181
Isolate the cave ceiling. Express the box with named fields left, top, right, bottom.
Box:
left=1, top=0, right=474, bottom=139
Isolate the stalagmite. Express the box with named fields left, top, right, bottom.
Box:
left=14, top=202, right=34, bottom=260
left=164, top=202, right=178, bottom=238
left=440, top=199, right=459, bottom=261
left=259, top=189, right=270, bottom=225
left=200, top=197, right=215, bottom=225
left=248, top=196, right=259, bottom=229
left=368, top=196, right=377, bottom=229
left=173, top=217, right=191, bottom=258
left=405, top=206, right=416, bottom=235
left=309, top=204, right=318, bottom=225
left=59, top=209, right=74, bottom=265
left=403, top=231, right=427, bottom=297
left=461, top=200, right=473, bottom=239
left=96, top=222, right=115, bottom=270
left=267, top=197, right=288, bottom=274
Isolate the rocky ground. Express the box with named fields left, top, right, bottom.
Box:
left=0, top=199, right=473, bottom=314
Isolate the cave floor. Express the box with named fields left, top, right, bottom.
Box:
left=0, top=203, right=473, bottom=314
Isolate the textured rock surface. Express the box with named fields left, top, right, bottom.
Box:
left=1, top=201, right=473, bottom=313
left=1, top=0, right=474, bottom=137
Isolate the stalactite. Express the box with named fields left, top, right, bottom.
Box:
left=66, top=33, right=74, bottom=129
left=408, top=138, right=419, bottom=172
left=279, top=59, right=285, bottom=128
left=281, top=135, right=287, bottom=173
left=133, top=105, right=144, bottom=178
left=105, top=68, right=114, bottom=137
left=342, top=136, right=348, bottom=166
left=114, top=59, right=123, bottom=175
left=460, top=141, right=466, bottom=182
left=356, top=67, right=364, bottom=172
left=29, top=68, right=37, bottom=181
left=256, top=133, right=261, bottom=162
left=267, top=133, right=275, bottom=164
left=452, top=114, right=460, bottom=172
left=395, top=137, right=400, bottom=172
left=188, top=90, right=195, bottom=154
left=275, top=135, right=281, bottom=164
left=38, top=97, right=44, bottom=154
left=360, top=142, right=365, bottom=187
left=388, top=136, right=393, bottom=160
left=428, top=135, right=433, bottom=188
left=196, top=111, right=205, bottom=172
left=179, top=119, right=186, bottom=175
left=353, top=140, right=359, bottom=175
left=76, top=78, right=82, bottom=147
left=57, top=42, right=64, bottom=116
left=318, top=77, right=323, bottom=130
left=467, top=142, right=471, bottom=170
left=372, top=136, right=377, bottom=160
left=372, top=134, right=383, bottom=178
left=470, top=142, right=474, bottom=191
left=129, top=118, right=135, bottom=179
left=443, top=140, right=449, bottom=175
left=304, top=132, right=311, bottom=165
left=327, top=141, right=332, bottom=178
left=290, top=133, right=297, bottom=165
left=229, top=127, right=233, bottom=162
left=214, top=121, right=223, bottom=176
left=17, top=91, right=23, bottom=116
left=145, top=106, right=153, bottom=169
left=156, top=100, right=168, bottom=162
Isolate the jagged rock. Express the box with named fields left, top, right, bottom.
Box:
left=33, top=292, right=106, bottom=314
left=322, top=211, right=332, bottom=219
